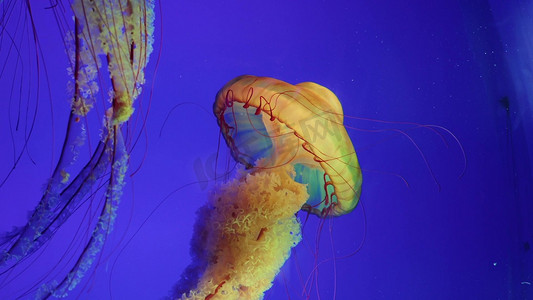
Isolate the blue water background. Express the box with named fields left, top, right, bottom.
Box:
left=0, top=1, right=531, bottom=299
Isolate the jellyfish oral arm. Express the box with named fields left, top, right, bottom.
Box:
left=176, top=165, right=309, bottom=299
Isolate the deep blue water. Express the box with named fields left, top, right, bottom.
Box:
left=0, top=1, right=532, bottom=299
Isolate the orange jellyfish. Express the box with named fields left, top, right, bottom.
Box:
left=174, top=75, right=362, bottom=299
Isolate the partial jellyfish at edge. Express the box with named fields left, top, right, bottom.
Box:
left=0, top=1, right=156, bottom=298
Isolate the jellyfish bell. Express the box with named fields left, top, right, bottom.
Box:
left=214, top=75, right=363, bottom=217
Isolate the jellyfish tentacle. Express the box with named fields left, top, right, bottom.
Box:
left=0, top=137, right=109, bottom=268
left=36, top=0, right=156, bottom=295
left=39, top=126, right=128, bottom=298
left=0, top=15, right=105, bottom=263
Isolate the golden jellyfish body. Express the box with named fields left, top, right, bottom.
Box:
left=176, top=76, right=362, bottom=299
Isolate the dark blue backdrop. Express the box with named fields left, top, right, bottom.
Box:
left=0, top=1, right=531, bottom=299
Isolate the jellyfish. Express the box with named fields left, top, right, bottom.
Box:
left=174, top=75, right=362, bottom=299
left=0, top=1, right=155, bottom=298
